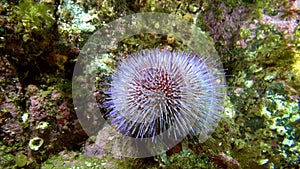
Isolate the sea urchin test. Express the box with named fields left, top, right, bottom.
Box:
left=104, top=49, right=225, bottom=142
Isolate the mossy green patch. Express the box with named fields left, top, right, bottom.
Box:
left=15, top=153, right=28, bottom=167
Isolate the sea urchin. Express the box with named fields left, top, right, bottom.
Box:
left=104, top=49, right=225, bottom=142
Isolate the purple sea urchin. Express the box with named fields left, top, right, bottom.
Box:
left=104, top=49, right=225, bottom=142
left=72, top=13, right=227, bottom=157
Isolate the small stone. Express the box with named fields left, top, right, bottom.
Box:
left=264, top=75, right=275, bottom=81
left=21, top=113, right=29, bottom=123
left=257, top=159, right=269, bottom=165
left=244, top=80, right=254, bottom=88
left=188, top=4, right=199, bottom=13
left=282, top=137, right=294, bottom=146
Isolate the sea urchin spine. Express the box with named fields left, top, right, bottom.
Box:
left=104, top=49, right=225, bottom=142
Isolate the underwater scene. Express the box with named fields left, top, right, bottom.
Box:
left=0, top=0, right=299, bottom=168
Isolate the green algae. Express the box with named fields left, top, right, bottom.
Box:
left=0, top=142, right=15, bottom=168
left=41, top=150, right=159, bottom=169
left=13, top=0, right=56, bottom=42
left=41, top=151, right=106, bottom=169
left=15, top=153, right=28, bottom=167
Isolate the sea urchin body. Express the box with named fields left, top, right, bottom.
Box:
left=104, top=49, right=225, bottom=142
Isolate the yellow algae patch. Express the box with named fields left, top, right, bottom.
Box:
left=293, top=53, right=300, bottom=78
